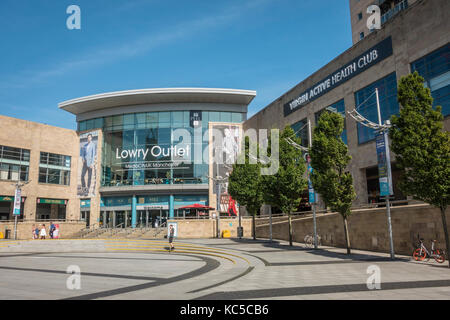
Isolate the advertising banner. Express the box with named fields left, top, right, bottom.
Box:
left=78, top=131, right=99, bottom=197
left=167, top=222, right=178, bottom=238
left=376, top=131, right=393, bottom=196
left=211, top=124, right=241, bottom=196
left=13, top=188, right=21, bottom=215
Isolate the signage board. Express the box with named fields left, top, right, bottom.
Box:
left=13, top=189, right=21, bottom=215
left=37, top=198, right=67, bottom=205
left=190, top=110, right=202, bottom=127
left=376, top=131, right=393, bottom=196
left=284, top=37, right=393, bottom=117
left=306, top=155, right=315, bottom=203
left=167, top=222, right=178, bottom=238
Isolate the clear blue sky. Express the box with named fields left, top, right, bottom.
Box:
left=0, top=0, right=352, bottom=130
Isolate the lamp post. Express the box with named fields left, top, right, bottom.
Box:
left=11, top=178, right=30, bottom=240
left=348, top=88, right=395, bottom=260
left=285, top=121, right=319, bottom=249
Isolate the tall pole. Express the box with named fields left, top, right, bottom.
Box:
left=269, top=206, right=273, bottom=242
left=376, top=88, right=395, bottom=260
left=308, top=119, right=318, bottom=249
left=216, top=161, right=221, bottom=238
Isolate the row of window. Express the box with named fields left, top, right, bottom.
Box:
left=291, top=43, right=450, bottom=146
left=0, top=146, right=71, bottom=186
left=79, top=111, right=245, bottom=132
left=0, top=146, right=30, bottom=182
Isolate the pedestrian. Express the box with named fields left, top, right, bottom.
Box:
left=32, top=224, right=36, bottom=239
left=35, top=225, right=39, bottom=240
left=168, top=224, right=175, bottom=251
left=49, top=221, right=55, bottom=239
left=40, top=224, right=47, bottom=240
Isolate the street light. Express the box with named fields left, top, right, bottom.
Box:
left=11, top=178, right=30, bottom=240
left=347, top=87, right=395, bottom=260
left=285, top=119, right=318, bottom=249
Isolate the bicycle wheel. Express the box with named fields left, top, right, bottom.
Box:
left=433, top=249, right=446, bottom=263
left=413, top=248, right=426, bottom=261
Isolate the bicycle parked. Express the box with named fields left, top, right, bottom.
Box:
left=412, top=234, right=446, bottom=263
left=304, top=234, right=321, bottom=248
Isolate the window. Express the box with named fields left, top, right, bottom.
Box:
left=358, top=12, right=363, bottom=20
left=0, top=145, right=30, bottom=181
left=354, top=73, right=399, bottom=144
left=39, top=152, right=71, bottom=185
left=359, top=32, right=364, bottom=40
left=315, top=99, right=348, bottom=145
left=411, top=43, right=450, bottom=116
left=231, top=113, right=243, bottom=123
left=290, top=118, right=308, bottom=147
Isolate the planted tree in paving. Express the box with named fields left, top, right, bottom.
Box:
left=390, top=71, right=450, bottom=266
left=228, top=136, right=264, bottom=240
left=263, top=126, right=307, bottom=246
left=310, top=111, right=356, bottom=254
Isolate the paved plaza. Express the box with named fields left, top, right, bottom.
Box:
left=0, top=237, right=449, bottom=300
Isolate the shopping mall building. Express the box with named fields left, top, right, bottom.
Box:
left=245, top=0, right=449, bottom=208
left=0, top=88, right=255, bottom=232
left=0, top=0, right=448, bottom=235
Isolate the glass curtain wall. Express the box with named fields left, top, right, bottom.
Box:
left=411, top=43, right=450, bottom=117
left=101, top=111, right=220, bottom=187
left=354, top=72, right=399, bottom=144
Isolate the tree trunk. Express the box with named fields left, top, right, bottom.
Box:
left=343, top=216, right=351, bottom=254
left=252, top=213, right=256, bottom=240
left=440, top=206, right=450, bottom=268
left=288, top=212, right=293, bottom=246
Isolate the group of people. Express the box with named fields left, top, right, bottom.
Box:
left=32, top=223, right=59, bottom=239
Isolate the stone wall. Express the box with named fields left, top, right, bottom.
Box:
left=168, top=217, right=253, bottom=238
left=256, top=204, right=450, bottom=255
left=0, top=221, right=86, bottom=240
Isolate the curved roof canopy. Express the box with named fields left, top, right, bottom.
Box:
left=59, top=88, right=256, bottom=115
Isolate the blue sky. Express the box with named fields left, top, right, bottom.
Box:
left=0, top=0, right=352, bottom=130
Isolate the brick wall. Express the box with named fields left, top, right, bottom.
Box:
left=168, top=217, right=253, bottom=238
left=256, top=204, right=450, bottom=255
left=0, top=221, right=86, bottom=240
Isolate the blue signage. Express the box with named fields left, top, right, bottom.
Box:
left=307, top=158, right=315, bottom=203
left=375, top=131, right=393, bottom=196
left=284, top=37, right=393, bottom=117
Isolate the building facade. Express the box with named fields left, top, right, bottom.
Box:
left=59, top=88, right=255, bottom=228
left=244, top=0, right=449, bottom=208
left=0, top=115, right=80, bottom=223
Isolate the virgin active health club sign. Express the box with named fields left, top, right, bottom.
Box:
left=284, top=37, right=393, bottom=117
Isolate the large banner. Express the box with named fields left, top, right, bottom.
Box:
left=78, top=131, right=99, bottom=197
left=211, top=124, right=240, bottom=196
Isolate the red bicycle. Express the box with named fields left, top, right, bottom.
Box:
left=412, top=235, right=446, bottom=263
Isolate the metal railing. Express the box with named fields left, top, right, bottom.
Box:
left=381, top=0, right=408, bottom=25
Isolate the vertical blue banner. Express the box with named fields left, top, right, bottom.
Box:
left=306, top=155, right=315, bottom=203
left=376, top=131, right=393, bottom=196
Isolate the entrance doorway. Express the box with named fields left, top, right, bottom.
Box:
left=136, top=209, right=167, bottom=228
left=81, top=210, right=90, bottom=227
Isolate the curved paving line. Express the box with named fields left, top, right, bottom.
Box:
left=105, top=248, right=237, bottom=264
left=187, top=266, right=255, bottom=294
left=63, top=254, right=221, bottom=300
left=105, top=242, right=252, bottom=265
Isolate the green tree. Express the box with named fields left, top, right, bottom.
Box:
left=263, top=126, right=307, bottom=246
left=310, top=111, right=356, bottom=254
left=228, top=136, right=264, bottom=240
left=390, top=71, right=450, bottom=265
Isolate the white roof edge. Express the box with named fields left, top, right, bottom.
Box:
left=58, top=88, right=257, bottom=109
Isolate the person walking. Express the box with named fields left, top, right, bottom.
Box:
left=32, top=224, right=36, bottom=239
left=35, top=225, right=40, bottom=240
left=168, top=224, right=175, bottom=251
left=39, top=224, right=47, bottom=240
left=49, top=222, right=55, bottom=239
